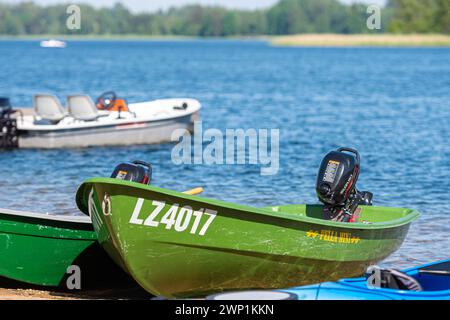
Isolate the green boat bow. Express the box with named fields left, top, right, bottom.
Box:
left=77, top=178, right=420, bottom=298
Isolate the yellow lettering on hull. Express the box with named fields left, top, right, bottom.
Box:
left=306, top=229, right=360, bottom=244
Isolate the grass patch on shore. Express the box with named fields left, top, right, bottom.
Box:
left=271, top=34, right=450, bottom=47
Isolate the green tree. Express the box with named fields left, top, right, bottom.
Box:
left=344, top=4, right=370, bottom=34
left=388, top=0, right=439, bottom=33
left=434, top=0, right=450, bottom=33
left=0, top=7, right=25, bottom=35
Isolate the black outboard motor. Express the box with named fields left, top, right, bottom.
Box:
left=316, top=147, right=373, bottom=222
left=0, top=97, right=18, bottom=149
left=111, top=160, right=152, bottom=185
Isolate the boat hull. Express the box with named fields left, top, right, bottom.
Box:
left=0, top=209, right=96, bottom=286
left=77, top=178, right=419, bottom=298
left=18, top=114, right=194, bottom=149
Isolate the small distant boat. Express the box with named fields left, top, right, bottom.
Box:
left=2, top=92, right=201, bottom=149
left=76, top=177, right=419, bottom=298
left=208, top=259, right=450, bottom=300
left=40, top=39, right=67, bottom=48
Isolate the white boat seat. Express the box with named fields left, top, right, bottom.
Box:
left=33, top=94, right=66, bottom=123
left=67, top=95, right=99, bottom=121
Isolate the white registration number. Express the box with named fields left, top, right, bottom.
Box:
left=129, top=198, right=218, bottom=236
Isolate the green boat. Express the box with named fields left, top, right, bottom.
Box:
left=76, top=178, right=420, bottom=298
left=0, top=208, right=97, bottom=287
left=0, top=207, right=134, bottom=289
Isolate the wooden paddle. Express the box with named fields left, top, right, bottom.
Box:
left=182, top=187, right=204, bottom=196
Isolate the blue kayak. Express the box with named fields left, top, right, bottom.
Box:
left=281, top=259, right=450, bottom=300
left=207, top=259, right=450, bottom=300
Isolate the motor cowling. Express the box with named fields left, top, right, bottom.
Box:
left=317, top=147, right=360, bottom=206
left=316, top=148, right=373, bottom=222
left=111, top=160, right=152, bottom=185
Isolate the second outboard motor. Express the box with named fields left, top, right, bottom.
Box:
left=0, top=97, right=18, bottom=149
left=111, top=160, right=152, bottom=185
left=316, top=147, right=373, bottom=222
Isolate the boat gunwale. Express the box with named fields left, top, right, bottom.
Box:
left=0, top=208, right=91, bottom=224
left=18, top=116, right=189, bottom=137
left=76, top=178, right=420, bottom=230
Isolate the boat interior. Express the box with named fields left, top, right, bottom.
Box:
left=344, top=260, right=450, bottom=293
left=269, top=204, right=417, bottom=224
left=414, top=261, right=450, bottom=291
left=12, top=92, right=200, bottom=129
left=32, top=94, right=114, bottom=124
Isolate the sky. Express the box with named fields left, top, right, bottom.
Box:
left=3, top=0, right=388, bottom=12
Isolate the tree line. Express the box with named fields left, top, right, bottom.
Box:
left=388, top=0, right=450, bottom=34
left=0, top=0, right=448, bottom=36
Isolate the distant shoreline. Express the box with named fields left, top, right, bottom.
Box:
left=1, top=34, right=450, bottom=47
left=0, top=34, right=269, bottom=41
left=0, top=35, right=199, bottom=41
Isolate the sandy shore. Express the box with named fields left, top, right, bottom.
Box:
left=271, top=34, right=450, bottom=47
left=0, top=288, right=79, bottom=300
left=0, top=277, right=152, bottom=300
left=0, top=287, right=153, bottom=300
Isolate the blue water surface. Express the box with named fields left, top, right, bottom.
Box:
left=0, top=40, right=449, bottom=268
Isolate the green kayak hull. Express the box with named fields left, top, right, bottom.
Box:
left=0, top=209, right=96, bottom=287
left=77, top=178, right=420, bottom=298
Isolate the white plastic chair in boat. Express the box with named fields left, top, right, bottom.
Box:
left=33, top=94, right=66, bottom=123
left=67, top=95, right=99, bottom=121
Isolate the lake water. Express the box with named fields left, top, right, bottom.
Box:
left=0, top=40, right=449, bottom=268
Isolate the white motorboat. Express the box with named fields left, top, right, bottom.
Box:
left=0, top=92, right=200, bottom=149
left=40, top=39, right=67, bottom=48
